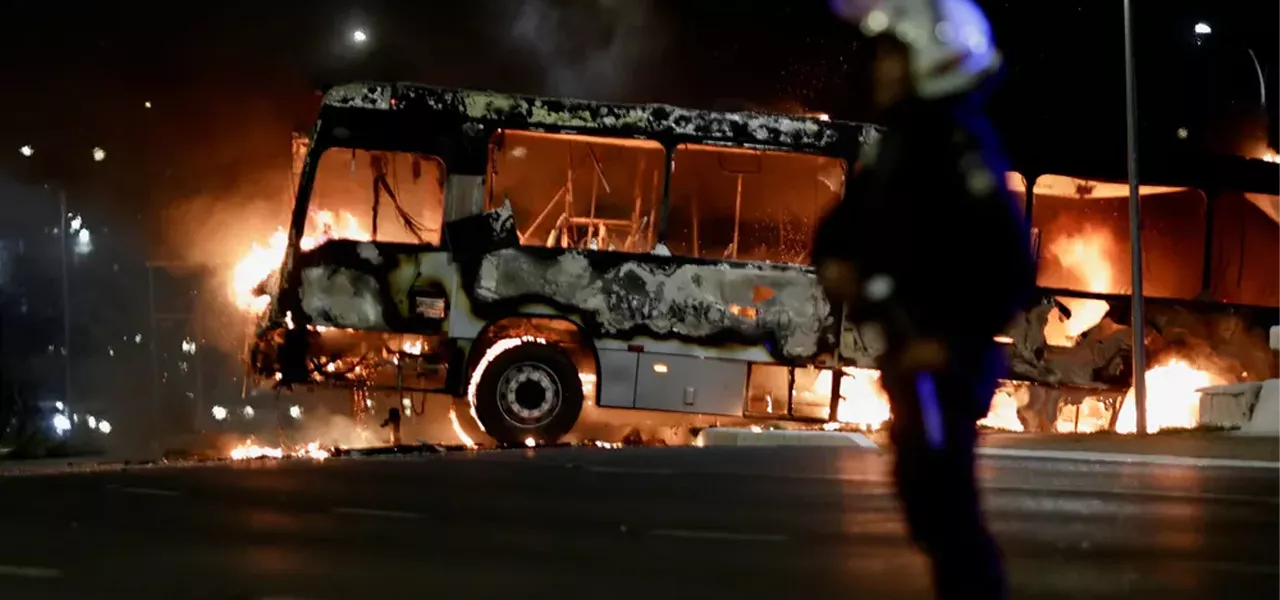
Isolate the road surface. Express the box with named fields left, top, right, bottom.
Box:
left=0, top=446, right=1276, bottom=599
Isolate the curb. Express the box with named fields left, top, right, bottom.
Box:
left=694, top=428, right=881, bottom=449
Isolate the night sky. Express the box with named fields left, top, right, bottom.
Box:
left=1, top=1, right=1275, bottom=232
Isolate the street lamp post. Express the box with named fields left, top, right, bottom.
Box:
left=1122, top=0, right=1149, bottom=435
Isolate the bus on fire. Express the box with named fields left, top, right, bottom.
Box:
left=244, top=81, right=896, bottom=446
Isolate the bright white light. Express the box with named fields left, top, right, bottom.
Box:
left=181, top=338, right=197, bottom=355
left=289, top=405, right=302, bottom=419
left=87, top=415, right=98, bottom=429
left=98, top=420, right=112, bottom=434
left=68, top=215, right=82, bottom=233
left=52, top=414, right=72, bottom=434
left=524, top=437, right=537, bottom=448
left=1177, top=127, right=1189, bottom=139
left=74, top=228, right=92, bottom=255
left=242, top=406, right=256, bottom=419
left=1194, top=22, right=1211, bottom=35
left=19, top=145, right=33, bottom=157
left=92, top=147, right=106, bottom=162
left=55, top=401, right=64, bottom=411
left=211, top=405, right=228, bottom=421
left=352, top=29, right=368, bottom=44
left=144, top=101, right=152, bottom=108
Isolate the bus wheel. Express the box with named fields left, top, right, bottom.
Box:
left=472, top=342, right=583, bottom=446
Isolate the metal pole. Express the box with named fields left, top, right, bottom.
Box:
left=58, top=191, right=71, bottom=407
left=148, top=267, right=161, bottom=453
left=1123, top=0, right=1148, bottom=435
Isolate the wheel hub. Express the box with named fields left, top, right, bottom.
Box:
left=497, top=363, right=561, bottom=426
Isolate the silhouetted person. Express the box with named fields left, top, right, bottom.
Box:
left=380, top=407, right=402, bottom=446
left=817, top=2, right=1035, bottom=598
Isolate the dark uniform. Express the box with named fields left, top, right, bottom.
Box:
left=814, top=93, right=1035, bottom=599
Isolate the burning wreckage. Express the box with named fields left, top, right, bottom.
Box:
left=236, top=82, right=1278, bottom=446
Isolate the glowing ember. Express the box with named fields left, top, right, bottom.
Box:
left=978, top=386, right=1024, bottom=432
left=232, top=210, right=370, bottom=314
left=1115, top=358, right=1224, bottom=434
left=1042, top=227, right=1117, bottom=346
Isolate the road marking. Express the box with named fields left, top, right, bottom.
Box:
left=977, top=447, right=1280, bottom=470
left=987, top=483, right=1279, bottom=505
left=0, top=565, right=62, bottom=579
left=649, top=528, right=788, bottom=542
left=1200, top=561, right=1280, bottom=575
left=107, top=485, right=181, bottom=497
left=586, top=465, right=675, bottom=475
left=332, top=507, right=422, bottom=519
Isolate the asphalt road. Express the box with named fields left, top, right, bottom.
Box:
left=0, top=446, right=1276, bottom=599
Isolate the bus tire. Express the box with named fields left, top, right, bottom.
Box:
left=472, top=342, right=583, bottom=446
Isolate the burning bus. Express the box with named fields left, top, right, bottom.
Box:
left=239, top=81, right=1278, bottom=446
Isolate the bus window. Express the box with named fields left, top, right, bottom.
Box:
left=489, top=131, right=666, bottom=253
left=665, top=144, right=846, bottom=264
left=305, top=149, right=446, bottom=246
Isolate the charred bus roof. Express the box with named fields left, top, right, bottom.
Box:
left=315, top=82, right=881, bottom=162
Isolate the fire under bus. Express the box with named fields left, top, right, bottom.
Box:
left=247, top=82, right=1278, bottom=445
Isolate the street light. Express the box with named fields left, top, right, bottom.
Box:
left=92, top=147, right=106, bottom=162
left=351, top=28, right=368, bottom=44
left=19, top=145, right=33, bottom=157
left=1193, top=20, right=1265, bottom=105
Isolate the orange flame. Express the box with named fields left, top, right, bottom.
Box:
left=231, top=210, right=370, bottom=314
left=1043, top=227, right=1117, bottom=346
left=1115, top=358, right=1224, bottom=434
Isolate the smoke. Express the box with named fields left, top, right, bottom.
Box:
left=502, top=0, right=667, bottom=100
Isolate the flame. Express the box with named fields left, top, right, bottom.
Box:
left=1054, top=396, right=1113, bottom=434
left=1043, top=227, right=1117, bottom=346
left=401, top=338, right=425, bottom=355
left=797, top=367, right=892, bottom=430
left=228, top=439, right=330, bottom=460
left=231, top=210, right=370, bottom=314
left=1115, top=358, right=1224, bottom=434
left=978, top=386, right=1024, bottom=432
left=448, top=405, right=478, bottom=449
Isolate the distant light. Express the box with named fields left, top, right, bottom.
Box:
left=98, top=420, right=112, bottom=434
left=55, top=401, right=64, bottom=411
left=19, top=145, right=33, bottom=157
left=1176, top=127, right=1189, bottom=139
left=87, top=415, right=98, bottom=429
left=74, top=228, right=92, bottom=255
left=92, top=147, right=106, bottom=162
left=524, top=437, right=537, bottom=448
left=69, top=214, right=83, bottom=233
left=52, top=413, right=72, bottom=435
left=1193, top=22, right=1211, bottom=35
left=181, top=338, right=197, bottom=355
left=242, top=406, right=256, bottom=419
left=144, top=101, right=152, bottom=108
left=289, top=405, right=303, bottom=419
left=816, top=113, right=831, bottom=122
left=211, top=405, right=228, bottom=421
left=352, top=29, right=368, bottom=44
